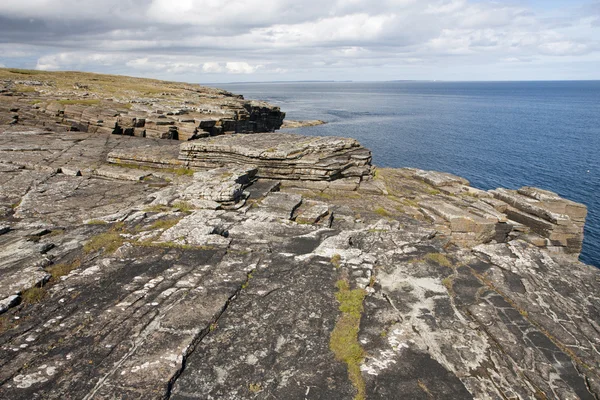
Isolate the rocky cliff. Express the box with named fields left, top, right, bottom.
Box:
left=0, top=72, right=599, bottom=400
left=0, top=69, right=285, bottom=140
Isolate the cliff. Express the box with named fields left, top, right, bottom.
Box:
left=0, top=71, right=598, bottom=400
left=0, top=68, right=285, bottom=139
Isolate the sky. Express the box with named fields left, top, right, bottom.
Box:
left=0, top=0, right=599, bottom=83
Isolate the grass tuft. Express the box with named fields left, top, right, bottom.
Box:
left=173, top=201, right=194, bottom=213
left=331, top=253, right=342, bottom=269
left=425, top=253, right=453, bottom=268
left=83, top=223, right=127, bottom=255
left=21, top=286, right=47, bottom=304
left=330, top=279, right=367, bottom=400
left=374, top=206, right=390, bottom=217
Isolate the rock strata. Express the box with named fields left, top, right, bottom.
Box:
left=0, top=80, right=598, bottom=400
left=1, top=69, right=285, bottom=141
left=179, top=133, right=373, bottom=183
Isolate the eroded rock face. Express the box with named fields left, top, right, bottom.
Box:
left=0, top=127, right=598, bottom=400
left=0, top=69, right=285, bottom=141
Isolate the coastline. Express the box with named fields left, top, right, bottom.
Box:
left=0, top=70, right=599, bottom=399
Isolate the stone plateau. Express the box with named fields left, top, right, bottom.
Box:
left=0, top=70, right=599, bottom=400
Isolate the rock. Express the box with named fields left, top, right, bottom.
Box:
left=411, top=168, right=470, bottom=187
left=179, top=133, right=372, bottom=182
left=0, top=225, right=9, bottom=235
left=281, top=119, right=326, bottom=128
left=295, top=200, right=331, bottom=225
left=181, top=167, right=256, bottom=205
left=258, top=192, right=303, bottom=220
left=492, top=188, right=586, bottom=254
left=157, top=210, right=232, bottom=247
left=0, top=73, right=598, bottom=400
left=94, top=165, right=151, bottom=181
left=0, top=294, right=19, bottom=314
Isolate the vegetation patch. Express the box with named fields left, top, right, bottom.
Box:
left=174, top=167, right=194, bottom=176
left=373, top=206, right=390, bottom=217
left=146, top=218, right=182, bottom=231
left=144, top=204, right=171, bottom=213
left=425, top=253, right=453, bottom=268
left=248, top=383, right=262, bottom=393
left=331, top=253, right=342, bottom=269
left=330, top=279, right=367, bottom=400
left=173, top=201, right=194, bottom=213
left=21, top=286, right=47, bottom=304
left=83, top=223, right=127, bottom=255
left=46, top=259, right=82, bottom=281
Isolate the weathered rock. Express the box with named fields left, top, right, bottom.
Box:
left=257, top=192, right=303, bottom=220
left=492, top=187, right=586, bottom=255
left=0, top=69, right=285, bottom=141
left=179, top=133, right=372, bottom=182
left=0, top=76, right=598, bottom=400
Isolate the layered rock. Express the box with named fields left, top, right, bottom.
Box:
left=179, top=133, right=373, bottom=184
left=0, top=69, right=285, bottom=141
left=0, top=89, right=598, bottom=400
left=388, top=168, right=587, bottom=256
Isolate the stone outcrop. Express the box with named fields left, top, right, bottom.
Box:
left=0, top=76, right=598, bottom=400
left=0, top=69, right=285, bottom=141
left=179, top=133, right=373, bottom=183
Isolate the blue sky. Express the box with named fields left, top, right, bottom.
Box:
left=0, top=0, right=599, bottom=82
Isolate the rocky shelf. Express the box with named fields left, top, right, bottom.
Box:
left=0, top=72, right=599, bottom=400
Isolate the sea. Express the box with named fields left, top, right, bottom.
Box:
left=219, top=81, right=600, bottom=267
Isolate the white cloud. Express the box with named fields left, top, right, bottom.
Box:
left=0, top=0, right=597, bottom=80
left=202, top=62, right=224, bottom=73
left=225, top=62, right=262, bottom=74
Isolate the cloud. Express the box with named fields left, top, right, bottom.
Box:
left=0, top=0, right=597, bottom=81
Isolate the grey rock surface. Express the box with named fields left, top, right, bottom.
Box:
left=0, top=117, right=598, bottom=399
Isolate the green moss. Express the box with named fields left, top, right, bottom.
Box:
left=15, top=85, right=37, bottom=93
left=427, top=189, right=441, bottom=195
left=330, top=279, right=367, bottom=400
left=21, top=286, right=47, bottom=304
left=425, top=253, right=453, bottom=268
left=401, top=198, right=420, bottom=208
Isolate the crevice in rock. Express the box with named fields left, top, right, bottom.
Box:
left=163, top=267, right=257, bottom=400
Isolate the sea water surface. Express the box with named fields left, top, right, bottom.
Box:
left=219, top=81, right=600, bottom=267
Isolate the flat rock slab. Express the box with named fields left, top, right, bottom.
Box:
left=295, top=200, right=331, bottom=225
left=258, top=192, right=303, bottom=220
left=410, top=168, right=470, bottom=187
left=181, top=167, right=256, bottom=204
left=244, top=179, right=281, bottom=200
left=94, top=165, right=151, bottom=181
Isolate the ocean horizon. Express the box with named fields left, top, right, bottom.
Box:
left=220, top=80, right=600, bottom=267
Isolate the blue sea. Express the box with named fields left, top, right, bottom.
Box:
left=220, top=81, right=600, bottom=267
